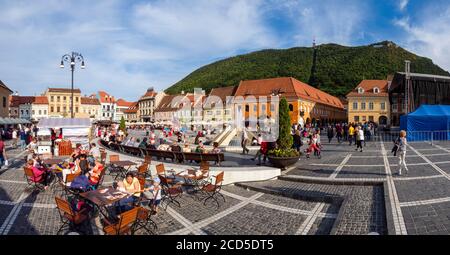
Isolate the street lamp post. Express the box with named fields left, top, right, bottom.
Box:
left=60, top=52, right=85, bottom=118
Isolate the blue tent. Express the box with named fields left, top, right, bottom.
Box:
left=400, top=105, right=450, bottom=141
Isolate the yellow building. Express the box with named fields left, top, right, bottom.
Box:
left=0, top=80, right=13, bottom=118
left=45, top=88, right=82, bottom=118
left=233, top=77, right=346, bottom=126
left=346, top=80, right=390, bottom=125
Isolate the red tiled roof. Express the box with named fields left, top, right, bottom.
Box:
left=116, top=99, right=134, bottom=107
left=124, top=101, right=139, bottom=114
left=48, top=88, right=81, bottom=93
left=208, top=86, right=237, bottom=104
left=9, top=96, right=48, bottom=106
left=98, top=91, right=115, bottom=103
left=140, top=88, right=157, bottom=100
left=235, top=77, right=344, bottom=109
left=81, top=97, right=100, bottom=105
left=0, top=80, right=13, bottom=93
left=154, top=94, right=183, bottom=112
left=346, top=80, right=389, bottom=97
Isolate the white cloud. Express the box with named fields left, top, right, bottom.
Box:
left=399, top=0, right=409, bottom=11
left=394, top=5, right=450, bottom=72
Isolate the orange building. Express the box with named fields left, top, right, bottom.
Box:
left=233, top=77, right=346, bottom=125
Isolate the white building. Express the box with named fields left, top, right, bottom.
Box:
left=115, top=99, right=134, bottom=122
left=15, top=96, right=49, bottom=121
left=98, top=91, right=116, bottom=121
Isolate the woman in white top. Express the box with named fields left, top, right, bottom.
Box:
left=355, top=126, right=365, bottom=152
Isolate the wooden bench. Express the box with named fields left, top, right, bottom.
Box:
left=145, top=149, right=176, bottom=161
left=121, top=145, right=144, bottom=157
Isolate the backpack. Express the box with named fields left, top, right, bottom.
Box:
left=70, top=175, right=90, bottom=191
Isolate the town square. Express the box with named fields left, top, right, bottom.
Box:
left=0, top=0, right=450, bottom=238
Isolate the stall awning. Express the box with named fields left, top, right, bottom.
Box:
left=37, top=118, right=91, bottom=129
left=0, top=118, right=31, bottom=125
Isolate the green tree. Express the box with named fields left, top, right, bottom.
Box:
left=278, top=98, right=292, bottom=150
left=119, top=116, right=126, bottom=132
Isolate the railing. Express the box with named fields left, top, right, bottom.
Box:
left=373, top=130, right=450, bottom=144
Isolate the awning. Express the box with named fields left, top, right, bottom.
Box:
left=0, top=118, right=31, bottom=125
left=37, top=118, right=91, bottom=129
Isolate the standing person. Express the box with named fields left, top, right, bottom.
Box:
left=348, top=124, right=354, bottom=146
left=251, top=140, right=268, bottom=165
left=19, top=129, right=27, bottom=150
left=33, top=125, right=39, bottom=138
left=355, top=126, right=364, bottom=152
left=293, top=130, right=302, bottom=152
left=12, top=129, right=18, bottom=149
left=241, top=126, right=250, bottom=155
left=397, top=130, right=408, bottom=175
left=0, top=138, right=7, bottom=169
left=336, top=124, right=342, bottom=144
left=327, top=125, right=334, bottom=143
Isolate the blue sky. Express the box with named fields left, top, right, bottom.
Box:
left=0, top=0, right=449, bottom=101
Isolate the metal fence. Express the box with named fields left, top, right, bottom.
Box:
left=373, top=130, right=450, bottom=144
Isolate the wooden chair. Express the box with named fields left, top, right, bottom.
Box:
left=100, top=151, right=107, bottom=165
left=133, top=207, right=157, bottom=235
left=202, top=171, right=226, bottom=208
left=55, top=196, right=90, bottom=235
left=24, top=166, right=46, bottom=192
left=59, top=172, right=81, bottom=198
left=103, top=207, right=140, bottom=235
left=200, top=161, right=210, bottom=171
left=58, top=140, right=73, bottom=156
left=155, top=163, right=176, bottom=184
left=108, top=155, right=122, bottom=179
left=144, top=155, right=152, bottom=165
left=159, top=175, right=183, bottom=209
left=136, top=163, right=149, bottom=178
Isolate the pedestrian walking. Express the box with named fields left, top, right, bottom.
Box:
left=241, top=127, right=250, bottom=154
left=327, top=125, right=334, bottom=143
left=348, top=124, right=354, bottom=146
left=355, top=126, right=364, bottom=152
left=397, top=130, right=408, bottom=175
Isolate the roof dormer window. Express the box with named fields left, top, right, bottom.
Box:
left=373, top=87, right=380, bottom=94
left=358, top=87, right=364, bottom=94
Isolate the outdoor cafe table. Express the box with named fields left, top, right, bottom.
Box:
left=80, top=187, right=131, bottom=220
left=109, top=160, right=137, bottom=180
left=176, top=169, right=207, bottom=194
left=42, top=157, right=69, bottom=166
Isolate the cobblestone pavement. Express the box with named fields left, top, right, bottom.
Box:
left=1, top=140, right=449, bottom=235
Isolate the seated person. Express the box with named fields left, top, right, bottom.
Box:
left=157, top=143, right=171, bottom=151
left=182, top=143, right=191, bottom=153
left=144, top=177, right=162, bottom=214
left=55, top=161, right=78, bottom=183
left=89, top=142, right=100, bottom=163
left=75, top=154, right=90, bottom=175
left=210, top=142, right=221, bottom=154
left=170, top=141, right=182, bottom=152
left=87, top=161, right=104, bottom=186
left=147, top=143, right=157, bottom=150
left=138, top=138, right=148, bottom=149
left=70, top=145, right=82, bottom=162
left=26, top=159, right=51, bottom=190
left=195, top=141, right=206, bottom=154
left=27, top=138, right=38, bottom=154
left=116, top=172, right=141, bottom=213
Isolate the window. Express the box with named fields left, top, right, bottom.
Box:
left=51, top=106, right=54, bottom=112
left=392, top=104, right=397, bottom=113
left=216, top=110, right=221, bottom=115
left=354, top=116, right=360, bottom=122
left=362, top=116, right=366, bottom=122
left=245, top=105, right=249, bottom=112
left=2, top=97, right=6, bottom=108
left=353, top=102, right=358, bottom=110
left=57, top=96, right=60, bottom=102
left=253, top=105, right=257, bottom=112
left=361, top=102, right=366, bottom=110
left=63, top=96, right=66, bottom=101
left=51, top=96, right=54, bottom=102
left=289, top=104, right=294, bottom=112
left=63, top=106, right=67, bottom=112
left=75, top=107, right=78, bottom=113
left=369, top=116, right=374, bottom=122
left=369, top=102, right=374, bottom=110
left=32, top=110, right=35, bottom=115
left=358, top=87, right=364, bottom=94
left=373, top=87, right=380, bottom=94
left=44, top=110, right=47, bottom=114
left=261, top=104, right=266, bottom=112
left=380, top=102, right=385, bottom=110
left=21, top=110, right=24, bottom=115
left=103, top=113, right=105, bottom=117
left=225, top=110, right=230, bottom=115
left=76, top=97, right=79, bottom=102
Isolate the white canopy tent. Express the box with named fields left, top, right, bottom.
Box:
left=37, top=118, right=92, bottom=151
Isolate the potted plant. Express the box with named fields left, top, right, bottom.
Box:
left=267, top=98, right=300, bottom=169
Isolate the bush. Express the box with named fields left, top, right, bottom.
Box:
left=277, top=98, right=293, bottom=150
left=268, top=148, right=300, bottom=158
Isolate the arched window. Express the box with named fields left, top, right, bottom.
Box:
left=373, top=87, right=380, bottom=94
left=358, top=87, right=364, bottom=94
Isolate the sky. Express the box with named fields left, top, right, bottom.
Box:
left=0, top=0, right=449, bottom=101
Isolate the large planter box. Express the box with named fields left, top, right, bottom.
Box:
left=267, top=155, right=300, bottom=170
